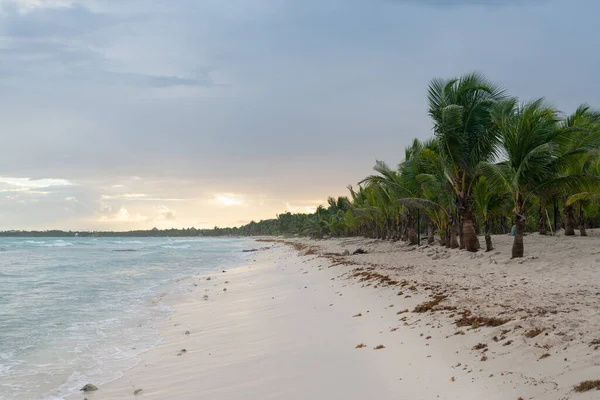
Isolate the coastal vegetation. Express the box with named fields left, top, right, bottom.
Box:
left=3, top=73, right=600, bottom=258
left=230, top=73, right=600, bottom=258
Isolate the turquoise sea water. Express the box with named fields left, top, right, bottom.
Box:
left=0, top=237, right=252, bottom=400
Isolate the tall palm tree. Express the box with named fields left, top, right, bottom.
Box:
left=428, top=72, right=505, bottom=252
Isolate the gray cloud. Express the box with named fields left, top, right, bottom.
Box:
left=1, top=3, right=116, bottom=38
left=0, top=2, right=220, bottom=88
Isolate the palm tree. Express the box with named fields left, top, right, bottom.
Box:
left=559, top=105, right=600, bottom=235
left=473, top=176, right=508, bottom=251
left=428, top=72, right=505, bottom=252
left=484, top=98, right=595, bottom=258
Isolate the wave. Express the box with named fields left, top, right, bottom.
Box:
left=162, top=245, right=191, bottom=249
left=39, top=242, right=74, bottom=247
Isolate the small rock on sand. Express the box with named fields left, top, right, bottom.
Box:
left=80, top=384, right=98, bottom=392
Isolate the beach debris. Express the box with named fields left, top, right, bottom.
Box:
left=80, top=384, right=98, bottom=392
left=206, top=277, right=211, bottom=281
left=242, top=248, right=258, bottom=252
left=450, top=377, right=455, bottom=382
left=352, top=313, right=362, bottom=317
left=374, top=344, right=386, bottom=350
left=573, top=380, right=600, bottom=392
left=134, top=388, right=143, bottom=395
left=455, top=311, right=509, bottom=328
left=413, top=295, right=446, bottom=313
left=185, top=330, right=190, bottom=335
left=355, top=343, right=367, bottom=348
left=472, top=343, right=487, bottom=350
left=539, top=353, right=551, bottom=360
left=480, top=354, right=488, bottom=361
left=352, top=248, right=367, bottom=255
left=223, top=288, right=227, bottom=291
left=342, top=249, right=350, bottom=255
left=524, top=328, right=544, bottom=338
left=203, top=295, right=209, bottom=300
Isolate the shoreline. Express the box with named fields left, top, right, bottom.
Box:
left=69, top=235, right=600, bottom=399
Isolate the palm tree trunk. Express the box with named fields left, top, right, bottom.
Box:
left=458, top=215, right=465, bottom=249
left=553, top=200, right=559, bottom=232
left=439, top=229, right=446, bottom=246
left=427, top=220, right=435, bottom=245
left=564, top=203, right=575, bottom=236
left=538, top=205, right=547, bottom=235
left=578, top=202, right=587, bottom=237
left=450, top=215, right=459, bottom=249
left=484, top=219, right=493, bottom=252
left=512, top=198, right=525, bottom=258
left=462, top=211, right=480, bottom=252
left=408, top=228, right=418, bottom=245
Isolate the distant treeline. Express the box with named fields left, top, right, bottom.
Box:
left=0, top=218, right=303, bottom=237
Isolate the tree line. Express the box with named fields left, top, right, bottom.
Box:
left=4, top=73, right=600, bottom=258
left=222, top=73, right=600, bottom=258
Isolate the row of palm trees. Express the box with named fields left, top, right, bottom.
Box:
left=304, top=73, right=600, bottom=258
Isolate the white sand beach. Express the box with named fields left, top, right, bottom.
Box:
left=70, top=233, right=600, bottom=400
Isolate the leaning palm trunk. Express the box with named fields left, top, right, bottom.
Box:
left=564, top=203, right=576, bottom=236
left=484, top=220, right=493, bottom=252
left=578, top=202, right=587, bottom=237
left=512, top=199, right=525, bottom=258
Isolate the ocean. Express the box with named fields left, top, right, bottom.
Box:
left=0, top=237, right=252, bottom=400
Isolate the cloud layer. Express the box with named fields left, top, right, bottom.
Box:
left=0, top=0, right=598, bottom=230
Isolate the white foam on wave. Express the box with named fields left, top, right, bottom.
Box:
left=162, top=245, right=191, bottom=249
left=39, top=242, right=74, bottom=247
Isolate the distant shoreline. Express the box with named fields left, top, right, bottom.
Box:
left=0, top=231, right=245, bottom=238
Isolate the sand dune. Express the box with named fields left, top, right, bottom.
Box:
left=71, top=233, right=600, bottom=399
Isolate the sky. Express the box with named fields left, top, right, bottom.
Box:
left=1, top=0, right=599, bottom=231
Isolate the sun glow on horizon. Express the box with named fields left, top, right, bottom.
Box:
left=214, top=194, right=244, bottom=207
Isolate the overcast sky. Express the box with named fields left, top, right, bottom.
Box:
left=0, top=0, right=599, bottom=230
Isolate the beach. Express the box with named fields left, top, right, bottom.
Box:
left=69, top=234, right=600, bottom=400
